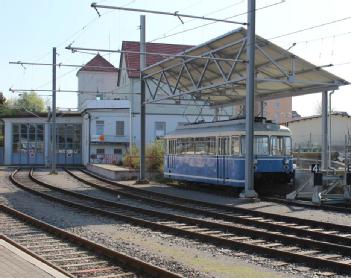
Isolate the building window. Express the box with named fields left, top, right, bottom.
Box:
left=116, top=121, right=125, bottom=136
left=155, top=122, right=166, bottom=138
left=96, top=120, right=104, bottom=135
left=114, top=148, right=122, bottom=155
left=96, top=148, right=105, bottom=155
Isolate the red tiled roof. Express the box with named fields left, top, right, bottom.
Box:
left=78, top=54, right=118, bottom=73
left=121, top=41, right=193, bottom=78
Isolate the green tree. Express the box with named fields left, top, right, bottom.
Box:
left=0, top=91, right=46, bottom=116
left=15, top=92, right=46, bottom=112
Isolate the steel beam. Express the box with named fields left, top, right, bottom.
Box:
left=139, top=15, right=146, bottom=182
left=322, top=90, right=328, bottom=170
left=51, top=47, right=57, bottom=174
left=241, top=0, right=258, bottom=198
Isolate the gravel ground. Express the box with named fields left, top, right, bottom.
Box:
left=118, top=179, right=351, bottom=227
left=0, top=167, right=348, bottom=278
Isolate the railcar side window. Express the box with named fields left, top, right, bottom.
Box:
left=218, top=137, right=230, bottom=155
left=231, top=136, right=240, bottom=155
left=271, top=136, right=284, bottom=155
left=177, top=138, right=195, bottom=154
left=168, top=139, right=177, bottom=154
left=194, top=137, right=206, bottom=154
left=206, top=137, right=216, bottom=155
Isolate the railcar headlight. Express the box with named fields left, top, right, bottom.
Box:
left=284, top=159, right=289, bottom=165
left=254, top=159, right=258, bottom=165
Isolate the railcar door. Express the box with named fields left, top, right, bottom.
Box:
left=217, top=137, right=229, bottom=183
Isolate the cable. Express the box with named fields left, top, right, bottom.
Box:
left=280, top=30, right=351, bottom=46
left=268, top=15, right=351, bottom=41
left=158, top=0, right=245, bottom=37
left=149, top=0, right=286, bottom=43
left=333, top=61, right=351, bottom=67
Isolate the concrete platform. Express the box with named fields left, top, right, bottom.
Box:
left=0, top=238, right=68, bottom=278
left=87, top=163, right=138, bottom=180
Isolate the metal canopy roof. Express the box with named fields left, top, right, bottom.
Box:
left=143, top=27, right=349, bottom=106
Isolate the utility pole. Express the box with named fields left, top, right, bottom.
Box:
left=241, top=0, right=258, bottom=198
left=139, top=15, right=146, bottom=182
left=322, top=90, right=328, bottom=170
left=51, top=47, right=57, bottom=174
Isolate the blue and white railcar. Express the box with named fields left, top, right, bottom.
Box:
left=164, top=118, right=294, bottom=187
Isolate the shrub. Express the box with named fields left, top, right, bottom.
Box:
left=146, top=140, right=165, bottom=173
left=122, top=144, right=140, bottom=169
left=122, top=141, right=165, bottom=173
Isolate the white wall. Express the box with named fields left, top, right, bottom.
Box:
left=287, top=115, right=351, bottom=151
left=89, top=109, right=130, bottom=138
left=77, top=71, right=119, bottom=108
left=131, top=114, right=214, bottom=147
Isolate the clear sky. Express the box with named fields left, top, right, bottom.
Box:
left=1, top=0, right=350, bottom=116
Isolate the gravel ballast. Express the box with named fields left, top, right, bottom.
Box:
left=0, top=168, right=348, bottom=277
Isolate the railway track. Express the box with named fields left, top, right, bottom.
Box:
left=0, top=202, right=181, bottom=278
left=65, top=168, right=351, bottom=245
left=260, top=196, right=351, bottom=214
left=9, top=168, right=351, bottom=275
left=170, top=176, right=351, bottom=214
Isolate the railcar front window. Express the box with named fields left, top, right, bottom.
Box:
left=254, top=136, right=269, bottom=155
left=241, top=136, right=269, bottom=155
left=271, top=136, right=284, bottom=155
left=284, top=136, right=292, bottom=155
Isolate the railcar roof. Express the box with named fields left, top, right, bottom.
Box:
left=165, top=119, right=290, bottom=138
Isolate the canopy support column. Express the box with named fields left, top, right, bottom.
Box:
left=138, top=15, right=148, bottom=183
left=241, top=0, right=258, bottom=198
left=322, top=90, right=328, bottom=170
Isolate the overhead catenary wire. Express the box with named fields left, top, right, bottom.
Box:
left=91, top=2, right=247, bottom=25
left=66, top=46, right=244, bottom=62
left=268, top=15, right=351, bottom=41
left=151, top=0, right=245, bottom=36
left=148, top=0, right=286, bottom=43
left=32, top=0, right=136, bottom=63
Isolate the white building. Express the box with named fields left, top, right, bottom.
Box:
left=76, top=43, right=230, bottom=164
left=0, top=43, right=228, bottom=166
left=285, top=112, right=351, bottom=152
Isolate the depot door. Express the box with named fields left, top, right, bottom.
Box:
left=12, top=123, right=44, bottom=165
left=56, top=124, right=82, bottom=165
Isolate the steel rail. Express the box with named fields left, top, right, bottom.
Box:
left=69, top=168, right=351, bottom=234
left=11, top=168, right=351, bottom=274
left=30, top=169, right=351, bottom=251
left=261, top=196, right=351, bottom=214
left=61, top=168, right=351, bottom=247
left=6, top=170, right=183, bottom=278
left=0, top=233, right=74, bottom=278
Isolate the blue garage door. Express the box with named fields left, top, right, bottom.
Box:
left=56, top=124, right=82, bottom=165
left=12, top=124, right=44, bottom=165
